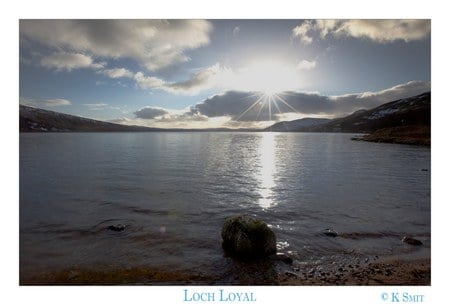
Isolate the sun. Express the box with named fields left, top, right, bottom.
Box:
left=227, top=58, right=302, bottom=123
left=237, top=60, right=301, bottom=95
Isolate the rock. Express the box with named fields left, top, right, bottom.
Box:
left=221, top=214, right=276, bottom=258
left=269, top=253, right=293, bottom=264
left=401, top=236, right=423, bottom=246
left=323, top=228, right=338, bottom=237
left=108, top=224, right=126, bottom=232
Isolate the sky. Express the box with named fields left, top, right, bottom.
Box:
left=19, top=19, right=431, bottom=129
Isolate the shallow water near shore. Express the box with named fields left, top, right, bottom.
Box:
left=19, top=132, right=431, bottom=284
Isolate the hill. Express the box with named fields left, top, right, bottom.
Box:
left=298, top=92, right=430, bottom=133
left=265, top=118, right=331, bottom=132
left=265, top=91, right=431, bottom=145
left=19, top=105, right=259, bottom=132
left=20, top=105, right=162, bottom=132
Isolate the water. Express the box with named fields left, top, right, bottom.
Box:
left=19, top=132, right=431, bottom=282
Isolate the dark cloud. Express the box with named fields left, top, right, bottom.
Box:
left=134, top=107, right=169, bottom=119
left=189, top=81, right=430, bottom=122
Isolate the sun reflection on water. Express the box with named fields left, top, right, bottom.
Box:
left=258, top=133, right=277, bottom=209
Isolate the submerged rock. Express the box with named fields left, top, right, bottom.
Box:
left=323, top=228, right=338, bottom=237
left=221, top=214, right=276, bottom=258
left=401, top=236, right=423, bottom=246
left=108, top=224, right=126, bottom=232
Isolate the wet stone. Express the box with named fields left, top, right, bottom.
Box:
left=108, top=224, right=126, bottom=232
left=401, top=236, right=423, bottom=246
left=323, top=228, right=338, bottom=237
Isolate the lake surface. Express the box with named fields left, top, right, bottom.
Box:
left=19, top=132, right=431, bottom=283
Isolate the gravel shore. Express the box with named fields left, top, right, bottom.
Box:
left=21, top=256, right=430, bottom=285
left=279, top=257, right=430, bottom=285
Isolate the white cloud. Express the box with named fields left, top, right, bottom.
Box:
left=101, top=68, right=134, bottom=79
left=20, top=97, right=71, bottom=107
left=165, top=64, right=224, bottom=94
left=40, top=52, right=104, bottom=71
left=134, top=72, right=166, bottom=90
left=292, top=21, right=313, bottom=44
left=297, top=59, right=316, bottom=70
left=108, top=117, right=132, bottom=124
left=21, top=20, right=213, bottom=71
left=336, top=20, right=431, bottom=42
left=292, top=19, right=430, bottom=44
left=84, top=103, right=108, bottom=110
left=132, top=64, right=224, bottom=95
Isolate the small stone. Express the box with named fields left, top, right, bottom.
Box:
left=285, top=271, right=297, bottom=278
left=269, top=253, right=293, bottom=264
left=401, top=236, right=423, bottom=246
left=323, top=228, right=338, bottom=237
left=67, top=270, right=79, bottom=280
left=108, top=224, right=126, bottom=232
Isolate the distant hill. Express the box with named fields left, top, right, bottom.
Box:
left=19, top=105, right=260, bottom=132
left=267, top=92, right=430, bottom=133
left=20, top=105, right=162, bottom=132
left=265, top=118, right=331, bottom=131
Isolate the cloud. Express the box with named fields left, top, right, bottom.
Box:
left=190, top=91, right=250, bottom=118
left=164, top=64, right=223, bottom=94
left=40, top=52, right=105, bottom=71
left=107, top=117, right=132, bottom=124
left=134, top=72, right=166, bottom=90
left=233, top=26, right=240, bottom=36
left=292, top=21, right=313, bottom=44
left=133, top=64, right=225, bottom=95
left=297, top=59, right=316, bottom=70
left=292, top=19, right=430, bottom=44
left=20, top=97, right=71, bottom=107
left=189, top=81, right=430, bottom=122
left=84, top=103, right=108, bottom=110
left=101, top=68, right=134, bottom=79
left=21, top=20, right=213, bottom=71
left=155, top=112, right=209, bottom=123
left=134, top=106, right=169, bottom=119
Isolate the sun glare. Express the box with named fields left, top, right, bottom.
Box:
left=258, top=132, right=277, bottom=209
left=238, top=60, right=301, bottom=95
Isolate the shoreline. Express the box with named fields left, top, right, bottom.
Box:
left=21, top=256, right=430, bottom=286
left=351, top=126, right=430, bottom=146
left=279, top=257, right=430, bottom=285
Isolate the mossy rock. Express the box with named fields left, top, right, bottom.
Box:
left=221, top=214, right=276, bottom=258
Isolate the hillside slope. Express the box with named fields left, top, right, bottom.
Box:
left=303, top=92, right=430, bottom=133
left=20, top=105, right=161, bottom=132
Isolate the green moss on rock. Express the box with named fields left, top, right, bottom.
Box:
left=221, top=214, right=276, bottom=258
